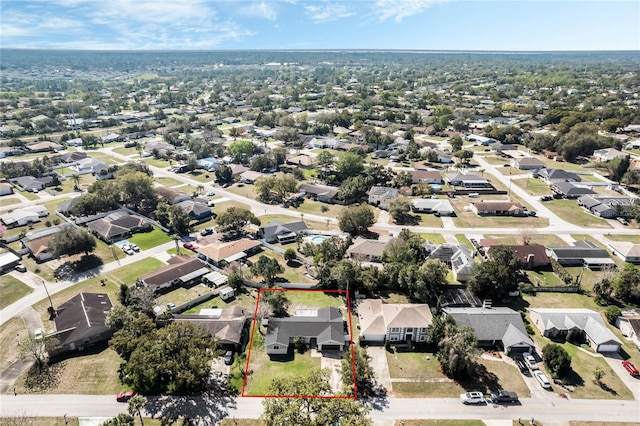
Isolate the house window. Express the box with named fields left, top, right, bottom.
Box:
left=273, top=345, right=279, bottom=350
left=389, top=336, right=399, bottom=341
left=420, top=328, right=427, bottom=333
left=419, top=335, right=426, bottom=342
left=390, top=327, right=400, bottom=333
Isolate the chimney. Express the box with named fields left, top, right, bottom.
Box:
left=482, top=299, right=492, bottom=309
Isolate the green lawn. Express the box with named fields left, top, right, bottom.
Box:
left=546, top=200, right=612, bottom=228
left=186, top=170, right=213, bottom=183
left=605, top=234, right=640, bottom=243
left=259, top=214, right=340, bottom=232
left=419, top=233, right=446, bottom=244
left=128, top=226, right=172, bottom=250
left=386, top=350, right=445, bottom=379
left=0, top=197, right=22, bottom=206
left=247, top=250, right=315, bottom=284
left=155, top=176, right=183, bottom=187
left=211, top=200, right=252, bottom=217
left=396, top=421, right=485, bottom=426
left=182, top=287, right=259, bottom=314
left=226, top=184, right=258, bottom=200
left=416, top=213, right=444, bottom=227
left=524, top=292, right=602, bottom=311
left=452, top=210, right=549, bottom=229
left=476, top=358, right=530, bottom=397
left=156, top=284, right=211, bottom=307
left=293, top=199, right=346, bottom=219
left=526, top=270, right=566, bottom=287
left=143, top=158, right=171, bottom=168
left=455, top=234, right=473, bottom=248
left=513, top=177, right=552, bottom=196
left=0, top=317, right=28, bottom=372
left=111, top=146, right=139, bottom=156
left=84, top=151, right=120, bottom=165
left=392, top=381, right=464, bottom=398
left=0, top=275, right=34, bottom=309
left=1, top=418, right=80, bottom=426
left=274, top=289, right=345, bottom=309
left=481, top=234, right=567, bottom=247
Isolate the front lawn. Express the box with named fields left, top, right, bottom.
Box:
left=420, top=233, right=446, bottom=244
left=512, top=177, right=552, bottom=196
left=128, top=226, right=172, bottom=250
left=0, top=275, right=34, bottom=309
left=259, top=214, right=339, bottom=232
left=386, top=350, right=444, bottom=380
left=0, top=317, right=28, bottom=372
left=416, top=213, right=444, bottom=227
left=547, top=200, right=611, bottom=228
left=0, top=197, right=21, bottom=206
left=526, top=270, right=566, bottom=287
left=452, top=210, right=549, bottom=229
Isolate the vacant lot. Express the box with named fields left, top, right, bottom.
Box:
left=547, top=200, right=611, bottom=228
left=0, top=275, right=34, bottom=309
left=0, top=317, right=28, bottom=372
left=513, top=177, right=552, bottom=196
left=605, top=234, right=640, bottom=243
left=247, top=249, right=315, bottom=284
left=481, top=233, right=567, bottom=247
left=0, top=197, right=22, bottom=206
left=128, top=226, right=172, bottom=250
left=452, top=209, right=549, bottom=229
left=526, top=270, right=566, bottom=287
left=182, top=287, right=258, bottom=314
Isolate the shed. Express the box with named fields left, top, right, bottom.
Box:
left=219, top=286, right=235, bottom=301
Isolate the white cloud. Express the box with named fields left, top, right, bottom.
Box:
left=375, top=0, right=449, bottom=22
left=239, top=1, right=278, bottom=21
left=304, top=3, right=355, bottom=23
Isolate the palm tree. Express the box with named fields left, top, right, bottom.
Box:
left=127, top=395, right=147, bottom=426
left=196, top=184, right=204, bottom=195
left=71, top=174, right=82, bottom=191
left=171, top=233, right=181, bottom=255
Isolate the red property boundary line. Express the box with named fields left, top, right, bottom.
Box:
left=241, top=288, right=357, bottom=399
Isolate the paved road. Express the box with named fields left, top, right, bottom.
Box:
left=1, top=394, right=639, bottom=424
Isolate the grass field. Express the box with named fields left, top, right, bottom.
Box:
left=526, top=270, right=566, bottom=287
left=416, top=213, right=444, bottom=227
left=481, top=233, right=567, bottom=247
left=247, top=250, right=315, bottom=284
left=128, top=226, right=172, bottom=250
left=220, top=420, right=263, bottom=426
left=270, top=289, right=346, bottom=310
left=0, top=317, right=28, bottom=372
left=0, top=197, right=22, bottom=206
left=0, top=275, right=34, bottom=309
left=420, top=233, right=446, bottom=244
left=396, top=421, right=485, bottom=426
left=605, top=234, right=640, bottom=243
left=292, top=199, right=346, bottom=219
left=0, top=418, right=80, bottom=426
left=455, top=234, right=473, bottom=248
left=155, top=176, right=183, bottom=187
left=452, top=210, right=549, bottom=229
left=226, top=184, right=258, bottom=200
left=513, top=177, right=552, bottom=196
left=546, top=200, right=612, bottom=228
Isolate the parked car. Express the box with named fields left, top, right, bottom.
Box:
left=516, top=358, right=528, bottom=373
left=224, top=350, right=234, bottom=365
left=15, top=264, right=27, bottom=272
left=129, top=243, right=140, bottom=252
left=527, top=211, right=537, bottom=217
left=622, top=360, right=639, bottom=376
left=123, top=246, right=134, bottom=255
left=208, top=200, right=216, bottom=207
left=540, top=195, right=552, bottom=201
left=459, top=391, right=485, bottom=404
left=33, top=328, right=43, bottom=340
left=116, top=390, right=138, bottom=402
left=167, top=302, right=176, bottom=310
left=200, top=228, right=214, bottom=236
left=617, top=217, right=629, bottom=225
left=183, top=242, right=199, bottom=250
left=533, top=370, right=551, bottom=389
left=523, top=352, right=539, bottom=370
left=205, top=191, right=215, bottom=196
left=490, top=390, right=519, bottom=403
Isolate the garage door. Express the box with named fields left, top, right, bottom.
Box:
left=321, top=344, right=342, bottom=351
left=598, top=344, right=620, bottom=353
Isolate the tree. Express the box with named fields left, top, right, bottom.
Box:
left=18, top=334, right=58, bottom=370
left=71, top=173, right=82, bottom=190
left=215, top=207, right=260, bottom=233
left=227, top=139, right=255, bottom=164
left=155, top=201, right=190, bottom=235
left=118, top=171, right=158, bottom=214
left=542, top=343, right=572, bottom=379
left=391, top=171, right=413, bottom=188
left=454, top=149, right=474, bottom=164
left=261, top=290, right=290, bottom=317
left=251, top=255, right=284, bottom=286
left=316, top=150, right=335, bottom=180
left=437, top=324, right=480, bottom=379
left=109, top=312, right=156, bottom=361
left=255, top=175, right=298, bottom=204
left=604, top=306, right=622, bottom=325
left=338, top=204, right=375, bottom=236
left=388, top=196, right=414, bottom=225
left=127, top=395, right=147, bottom=426
left=100, top=413, right=135, bottom=426
left=594, top=366, right=606, bottom=385
left=262, top=369, right=372, bottom=426
left=382, top=229, right=426, bottom=264
left=593, top=277, right=613, bottom=303
left=607, top=155, right=630, bottom=183
left=336, top=151, right=365, bottom=180
left=450, top=135, right=464, bottom=152
left=338, top=175, right=371, bottom=203
left=121, top=322, right=216, bottom=395
left=283, top=248, right=297, bottom=264
left=410, top=259, right=448, bottom=303
left=614, top=263, right=640, bottom=303
left=50, top=227, right=97, bottom=257
left=341, top=345, right=376, bottom=397
left=215, top=164, right=233, bottom=183
left=469, top=246, right=522, bottom=302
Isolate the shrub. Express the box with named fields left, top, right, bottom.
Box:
left=543, top=343, right=572, bottom=379
left=604, top=306, right=621, bottom=325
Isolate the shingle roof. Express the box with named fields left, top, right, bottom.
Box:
left=174, top=305, right=248, bottom=345
left=198, top=238, right=261, bottom=262
left=260, top=220, right=308, bottom=240
left=347, top=238, right=388, bottom=258
left=138, top=256, right=209, bottom=288
left=358, top=299, right=432, bottom=337
left=53, top=293, right=113, bottom=346
left=265, top=307, right=344, bottom=348
left=529, top=308, right=621, bottom=347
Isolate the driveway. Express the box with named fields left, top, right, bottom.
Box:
left=319, top=350, right=343, bottom=393
left=602, top=352, right=640, bottom=400
left=366, top=346, right=392, bottom=393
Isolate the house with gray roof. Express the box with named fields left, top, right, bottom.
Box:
left=424, top=243, right=475, bottom=282
left=176, top=199, right=212, bottom=221
left=511, top=157, right=546, bottom=170
left=138, top=255, right=210, bottom=292
left=368, top=186, right=398, bottom=210
left=529, top=308, right=622, bottom=353
left=358, top=299, right=432, bottom=344
left=299, top=183, right=340, bottom=204
left=1, top=205, right=49, bottom=228
left=264, top=307, right=347, bottom=355
left=443, top=307, right=534, bottom=354
left=86, top=211, right=151, bottom=243
left=578, top=196, right=634, bottom=219
left=546, top=241, right=615, bottom=269
left=10, top=176, right=54, bottom=192
left=346, top=238, right=388, bottom=263
left=607, top=241, right=640, bottom=264
left=552, top=182, right=596, bottom=198
left=174, top=306, right=249, bottom=349
left=446, top=174, right=491, bottom=188
left=411, top=198, right=454, bottom=216
left=259, top=220, right=308, bottom=244
left=533, top=168, right=580, bottom=184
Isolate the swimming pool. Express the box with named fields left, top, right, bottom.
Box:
left=310, top=235, right=329, bottom=244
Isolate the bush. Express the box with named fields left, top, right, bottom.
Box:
left=550, top=258, right=573, bottom=284
left=542, top=343, right=572, bottom=379
left=604, top=306, right=621, bottom=325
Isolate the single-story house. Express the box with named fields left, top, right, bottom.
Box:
left=615, top=312, right=640, bottom=349
left=593, top=148, right=627, bottom=162
left=229, top=164, right=250, bottom=176
left=307, top=137, right=345, bottom=150
left=577, top=196, right=634, bottom=218
left=607, top=241, right=640, bottom=264
left=0, top=182, right=14, bottom=196
left=490, top=244, right=550, bottom=269
left=546, top=241, right=615, bottom=269
left=0, top=251, right=21, bottom=272
left=298, top=183, right=340, bottom=204
left=176, top=199, right=212, bottom=221
left=346, top=238, right=388, bottom=263
left=511, top=157, right=546, bottom=170
left=173, top=306, right=249, bottom=349
left=86, top=211, right=152, bottom=243
left=1, top=205, right=49, bottom=228
left=286, top=155, right=315, bottom=169
left=446, top=174, right=491, bottom=188
left=196, top=157, right=220, bottom=172
left=198, top=238, right=261, bottom=267
left=156, top=186, right=192, bottom=205
left=49, top=293, right=113, bottom=357
left=25, top=141, right=63, bottom=153
left=470, top=201, right=525, bottom=216
left=410, top=170, right=443, bottom=184
left=144, top=140, right=177, bottom=157
left=368, top=186, right=398, bottom=210
left=265, top=306, right=347, bottom=355
left=9, top=176, right=54, bottom=192
left=424, top=243, right=475, bottom=282
left=137, top=255, right=210, bottom=292
left=411, top=198, right=455, bottom=216
left=21, top=224, right=74, bottom=262
left=239, top=170, right=266, bottom=184
left=533, top=168, right=580, bottom=184
left=552, top=182, right=596, bottom=199
left=529, top=308, right=622, bottom=353
left=259, top=220, right=308, bottom=244
left=69, top=158, right=108, bottom=175
left=443, top=306, right=534, bottom=354
left=357, top=299, right=432, bottom=344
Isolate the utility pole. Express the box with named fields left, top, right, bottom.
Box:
left=40, top=277, right=55, bottom=317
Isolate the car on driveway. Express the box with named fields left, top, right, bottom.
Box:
left=129, top=243, right=140, bottom=252
left=459, top=391, right=485, bottom=404
left=206, top=191, right=215, bottom=196
left=122, top=246, right=134, bottom=255
left=622, top=360, right=639, bottom=376
left=516, top=358, right=529, bottom=374
left=116, top=390, right=138, bottom=402
left=200, top=228, right=214, bottom=236
left=15, top=264, right=27, bottom=272
left=183, top=242, right=199, bottom=251
left=224, top=350, right=234, bottom=365
left=523, top=352, right=539, bottom=370
left=533, top=371, right=551, bottom=389
left=33, top=328, right=43, bottom=340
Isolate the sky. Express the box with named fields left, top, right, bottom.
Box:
left=0, top=0, right=638, bottom=51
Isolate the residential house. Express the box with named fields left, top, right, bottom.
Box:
left=10, top=176, right=54, bottom=192
left=307, top=137, right=345, bottom=150
left=49, top=293, right=113, bottom=356
left=607, top=241, right=640, bottom=264
left=1, top=205, right=49, bottom=228
left=198, top=238, right=261, bottom=267
left=529, top=308, right=622, bottom=353
left=69, top=158, right=108, bottom=175
left=357, top=299, right=432, bottom=344
left=410, top=170, right=443, bottom=184
left=239, top=170, right=266, bottom=184
left=286, top=155, right=315, bottom=169
left=511, top=157, right=546, bottom=170
left=298, top=183, right=340, bottom=204
left=144, top=140, right=177, bottom=158
left=0, top=251, right=21, bottom=272
left=552, top=182, right=596, bottom=198
left=470, top=201, right=526, bottom=216
left=593, top=148, right=627, bottom=162
left=368, top=186, right=398, bottom=210
left=259, top=220, right=308, bottom=244
left=229, top=164, right=250, bottom=177
left=443, top=306, right=535, bottom=354
left=467, top=134, right=495, bottom=145
left=25, top=141, right=63, bottom=153
left=156, top=186, right=192, bottom=205
left=615, top=312, right=640, bottom=349
left=577, top=196, right=634, bottom=218
left=137, top=255, right=210, bottom=292
left=176, top=199, right=212, bottom=221
left=264, top=306, right=346, bottom=355
left=346, top=238, right=388, bottom=263
left=411, top=198, right=455, bottom=216
left=546, top=241, right=615, bottom=269
left=196, top=157, right=220, bottom=172
left=21, top=224, right=74, bottom=262
left=533, top=168, right=580, bottom=184
left=174, top=306, right=249, bottom=349
left=490, top=244, right=550, bottom=269
left=0, top=182, right=14, bottom=196
left=424, top=243, right=475, bottom=282
left=446, top=174, right=491, bottom=188
left=86, top=211, right=151, bottom=243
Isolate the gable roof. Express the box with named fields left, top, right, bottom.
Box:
left=198, top=238, right=261, bottom=263
left=498, top=244, right=550, bottom=266
left=86, top=212, right=151, bottom=241
left=529, top=308, right=622, bottom=347
left=369, top=186, right=398, bottom=198
left=472, top=201, right=524, bottom=213
left=346, top=238, right=388, bottom=258
left=537, top=168, right=580, bottom=181
left=265, top=307, right=344, bottom=348
left=174, top=305, right=248, bottom=345
left=138, top=256, right=209, bottom=289
left=553, top=182, right=596, bottom=196
left=260, top=220, right=308, bottom=240
left=156, top=186, right=191, bottom=204
left=53, top=293, right=113, bottom=346
left=298, top=183, right=339, bottom=198
left=546, top=241, right=612, bottom=262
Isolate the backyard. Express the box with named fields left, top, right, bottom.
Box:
left=128, top=226, right=172, bottom=250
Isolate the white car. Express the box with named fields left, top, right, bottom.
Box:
left=34, top=328, right=43, bottom=340
left=523, top=352, right=539, bottom=370
left=533, top=370, right=551, bottom=389
left=459, top=391, right=485, bottom=404
left=123, top=246, right=134, bottom=255
left=129, top=243, right=140, bottom=252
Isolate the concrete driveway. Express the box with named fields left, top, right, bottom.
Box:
left=602, top=352, right=640, bottom=400
left=366, top=346, right=392, bottom=393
